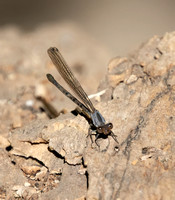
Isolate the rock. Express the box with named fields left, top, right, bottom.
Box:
left=0, top=135, right=10, bottom=148
left=48, top=120, right=87, bottom=165
left=21, top=165, right=41, bottom=176
left=35, top=166, right=48, bottom=180
left=40, top=164, right=86, bottom=200
left=1, top=27, right=175, bottom=199
left=0, top=149, right=27, bottom=194
left=0, top=22, right=111, bottom=199
left=12, top=115, right=22, bottom=128
left=8, top=119, right=64, bottom=173
left=94, top=31, right=175, bottom=200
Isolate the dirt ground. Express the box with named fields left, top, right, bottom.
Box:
left=0, top=23, right=111, bottom=199
left=0, top=24, right=175, bottom=199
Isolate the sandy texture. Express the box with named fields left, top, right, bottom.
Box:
left=0, top=25, right=175, bottom=199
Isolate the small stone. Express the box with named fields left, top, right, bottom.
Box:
left=25, top=100, right=34, bottom=107
left=21, top=165, right=41, bottom=175
left=78, top=165, right=87, bottom=175
left=131, top=159, right=138, bottom=165
left=0, top=135, right=10, bottom=148
left=50, top=169, right=62, bottom=174
left=12, top=185, right=25, bottom=197
left=140, top=155, right=152, bottom=161
left=24, top=182, right=31, bottom=187
left=35, top=167, right=48, bottom=180
left=35, top=83, right=47, bottom=98
left=125, top=74, right=138, bottom=84
left=12, top=115, right=22, bottom=128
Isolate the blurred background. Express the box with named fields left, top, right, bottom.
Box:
left=0, top=0, right=175, bottom=57
left=0, top=0, right=175, bottom=114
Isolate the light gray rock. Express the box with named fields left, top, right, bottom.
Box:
left=2, top=30, right=175, bottom=199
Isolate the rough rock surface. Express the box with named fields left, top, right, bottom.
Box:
left=1, top=27, right=175, bottom=199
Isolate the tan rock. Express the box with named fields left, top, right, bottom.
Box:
left=2, top=29, right=175, bottom=199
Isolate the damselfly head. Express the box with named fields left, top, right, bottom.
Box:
left=97, top=123, right=113, bottom=135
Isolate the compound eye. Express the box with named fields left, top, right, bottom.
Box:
left=108, top=123, right=113, bottom=129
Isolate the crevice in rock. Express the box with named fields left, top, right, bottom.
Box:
left=48, top=147, right=65, bottom=160
left=123, top=86, right=171, bottom=154
left=11, top=160, right=16, bottom=165
left=81, top=157, right=88, bottom=189
left=81, top=157, right=87, bottom=168
left=15, top=155, right=48, bottom=169
left=115, top=85, right=172, bottom=198
left=113, top=160, right=128, bottom=199
left=48, top=146, right=82, bottom=166
left=85, top=170, right=89, bottom=189
left=22, top=140, right=48, bottom=145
